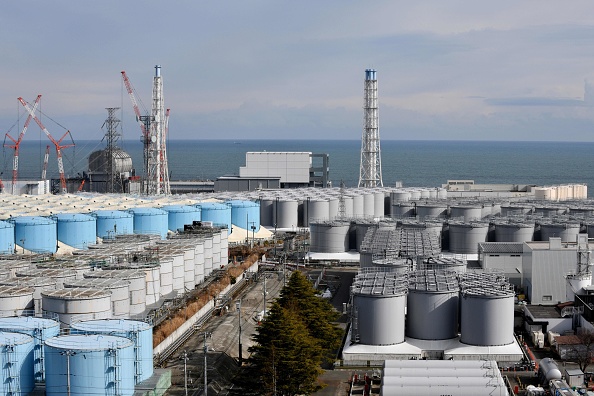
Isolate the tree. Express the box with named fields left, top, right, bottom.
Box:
left=277, top=271, right=343, bottom=360
left=574, top=331, right=594, bottom=373
left=246, top=301, right=323, bottom=395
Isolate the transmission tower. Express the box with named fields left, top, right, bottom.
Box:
left=358, top=69, right=383, bottom=188
left=102, top=108, right=121, bottom=193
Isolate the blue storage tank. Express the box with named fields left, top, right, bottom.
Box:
left=45, top=334, right=135, bottom=396
left=52, top=213, right=97, bottom=250
left=161, top=205, right=201, bottom=232
left=0, top=315, right=60, bottom=382
left=10, top=216, right=57, bottom=254
left=92, top=210, right=134, bottom=239
left=0, top=331, right=35, bottom=395
left=70, top=319, right=153, bottom=384
left=195, top=202, right=231, bottom=233
left=0, top=221, right=14, bottom=254
left=128, top=207, right=169, bottom=239
left=227, top=200, right=260, bottom=232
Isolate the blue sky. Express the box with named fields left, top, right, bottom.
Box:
left=2, top=1, right=594, bottom=141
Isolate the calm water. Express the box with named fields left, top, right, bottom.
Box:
left=3, top=139, right=594, bottom=195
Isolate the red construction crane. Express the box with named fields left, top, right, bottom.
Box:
left=41, top=145, right=50, bottom=180
left=4, top=94, right=42, bottom=194
left=121, top=71, right=149, bottom=139
left=18, top=97, right=74, bottom=194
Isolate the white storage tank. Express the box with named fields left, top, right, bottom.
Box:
left=351, top=272, right=407, bottom=345
left=0, top=315, right=60, bottom=383
left=415, top=202, right=448, bottom=219
left=16, top=268, right=77, bottom=289
left=0, top=285, right=34, bottom=317
left=460, top=286, right=515, bottom=346
left=44, top=334, right=135, bottom=396
left=351, top=194, right=365, bottom=217
left=64, top=278, right=131, bottom=318
left=70, top=319, right=153, bottom=384
left=83, top=269, right=147, bottom=315
left=406, top=270, right=459, bottom=340
left=0, top=277, right=56, bottom=315
left=158, top=258, right=174, bottom=297
left=0, top=331, right=34, bottom=394
left=42, top=288, right=112, bottom=327
left=305, top=198, right=330, bottom=225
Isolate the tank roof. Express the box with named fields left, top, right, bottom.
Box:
left=0, top=285, right=35, bottom=296
left=409, top=270, right=459, bottom=292
left=0, top=276, right=56, bottom=287
left=0, top=315, right=59, bottom=330
left=71, top=318, right=151, bottom=332
left=41, top=288, right=111, bottom=300
left=64, top=278, right=130, bottom=289
left=45, top=334, right=133, bottom=350
left=351, top=272, right=408, bottom=296
left=0, top=331, right=33, bottom=346
left=16, top=268, right=77, bottom=278
left=83, top=269, right=145, bottom=280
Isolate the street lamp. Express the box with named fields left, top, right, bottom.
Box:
left=236, top=299, right=242, bottom=366
left=181, top=350, right=189, bottom=396
left=250, top=222, right=256, bottom=248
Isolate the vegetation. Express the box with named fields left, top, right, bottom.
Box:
left=240, top=271, right=343, bottom=395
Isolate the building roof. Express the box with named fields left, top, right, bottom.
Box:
left=555, top=335, right=582, bottom=346
left=525, top=304, right=563, bottom=319
left=478, top=242, right=524, bottom=254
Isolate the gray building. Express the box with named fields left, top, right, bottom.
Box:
left=479, top=242, right=524, bottom=289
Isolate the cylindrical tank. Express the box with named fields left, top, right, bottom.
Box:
left=64, top=278, right=131, bottom=318
left=158, top=258, right=174, bottom=297
left=460, top=287, right=514, bottom=346
left=0, top=331, right=34, bottom=394
left=351, top=272, right=407, bottom=345
left=0, top=277, right=56, bottom=315
left=305, top=198, right=330, bottom=225
left=450, top=205, right=483, bottom=222
left=355, top=221, right=377, bottom=252
left=0, top=286, right=34, bottom=317
left=193, top=240, right=205, bottom=285
left=373, top=192, right=384, bottom=218
left=227, top=200, right=260, bottom=233
left=195, top=202, right=231, bottom=234
left=448, top=222, right=489, bottom=254
left=274, top=199, right=298, bottom=229
left=83, top=269, right=147, bottom=315
left=351, top=194, right=365, bottom=217
left=539, top=222, right=581, bottom=243
left=534, top=205, right=567, bottom=217
left=415, top=203, right=448, bottom=219
left=328, top=197, right=339, bottom=220
left=70, top=319, right=153, bottom=384
left=16, top=268, right=77, bottom=289
left=160, top=205, right=201, bottom=232
left=42, top=288, right=112, bottom=327
left=500, top=204, right=533, bottom=217
left=10, top=216, right=57, bottom=254
left=259, top=198, right=275, bottom=227
left=494, top=221, right=535, bottom=242
left=0, top=221, right=15, bottom=254
left=45, top=334, right=135, bottom=396
left=369, top=258, right=411, bottom=273
left=52, top=213, right=96, bottom=250
left=129, top=207, right=169, bottom=239
left=362, top=193, right=374, bottom=218
left=309, top=221, right=350, bottom=253
left=539, top=358, right=562, bottom=381
left=391, top=202, right=415, bottom=218
left=0, top=316, right=60, bottom=383
left=418, top=257, right=466, bottom=274
left=406, top=270, right=459, bottom=340
left=391, top=191, right=411, bottom=203
left=92, top=210, right=134, bottom=238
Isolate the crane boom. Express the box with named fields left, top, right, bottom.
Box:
left=4, top=94, right=42, bottom=194
left=18, top=98, right=74, bottom=194
left=41, top=145, right=50, bottom=180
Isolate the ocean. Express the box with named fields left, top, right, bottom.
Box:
left=3, top=139, right=594, bottom=196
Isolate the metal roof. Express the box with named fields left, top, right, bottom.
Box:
left=478, top=242, right=524, bottom=254
left=41, top=288, right=111, bottom=300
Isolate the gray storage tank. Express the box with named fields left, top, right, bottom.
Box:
left=448, top=222, right=489, bottom=254
left=351, top=272, right=407, bottom=345
left=309, top=220, right=350, bottom=253
left=450, top=204, right=483, bottom=222
left=391, top=202, right=415, bottom=218
left=539, top=221, right=581, bottom=243
left=406, top=270, right=459, bottom=340
left=274, top=199, right=299, bottom=229
left=494, top=221, right=535, bottom=242
left=415, top=202, right=448, bottom=219
left=460, top=286, right=515, bottom=346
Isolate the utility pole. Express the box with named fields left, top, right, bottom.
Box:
left=236, top=299, right=242, bottom=366
left=181, top=350, right=189, bottom=396
left=61, top=350, right=76, bottom=396
left=203, top=332, right=211, bottom=396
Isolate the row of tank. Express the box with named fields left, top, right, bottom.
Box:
left=0, top=199, right=258, bottom=254
left=0, top=316, right=154, bottom=396
left=309, top=216, right=594, bottom=256
left=0, top=230, right=228, bottom=323
left=351, top=270, right=514, bottom=347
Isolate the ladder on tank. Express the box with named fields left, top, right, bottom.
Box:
left=5, top=344, right=20, bottom=395
left=110, top=345, right=123, bottom=396
left=132, top=326, right=142, bottom=383
left=34, top=327, right=44, bottom=382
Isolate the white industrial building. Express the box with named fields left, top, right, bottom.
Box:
left=215, top=151, right=330, bottom=191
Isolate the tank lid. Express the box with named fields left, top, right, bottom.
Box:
left=351, top=272, right=408, bottom=296
left=64, top=278, right=130, bottom=289
left=0, top=285, right=35, bottom=296
left=0, top=276, right=56, bottom=287
left=409, top=270, right=459, bottom=292
left=16, top=268, right=77, bottom=278
left=41, top=288, right=111, bottom=300
left=0, top=331, right=33, bottom=346
left=0, top=315, right=59, bottom=330
left=83, top=269, right=145, bottom=280
left=462, top=286, right=514, bottom=298
left=51, top=213, right=95, bottom=222
left=160, top=205, right=199, bottom=213
left=45, top=334, right=133, bottom=350
left=71, top=318, right=151, bottom=332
